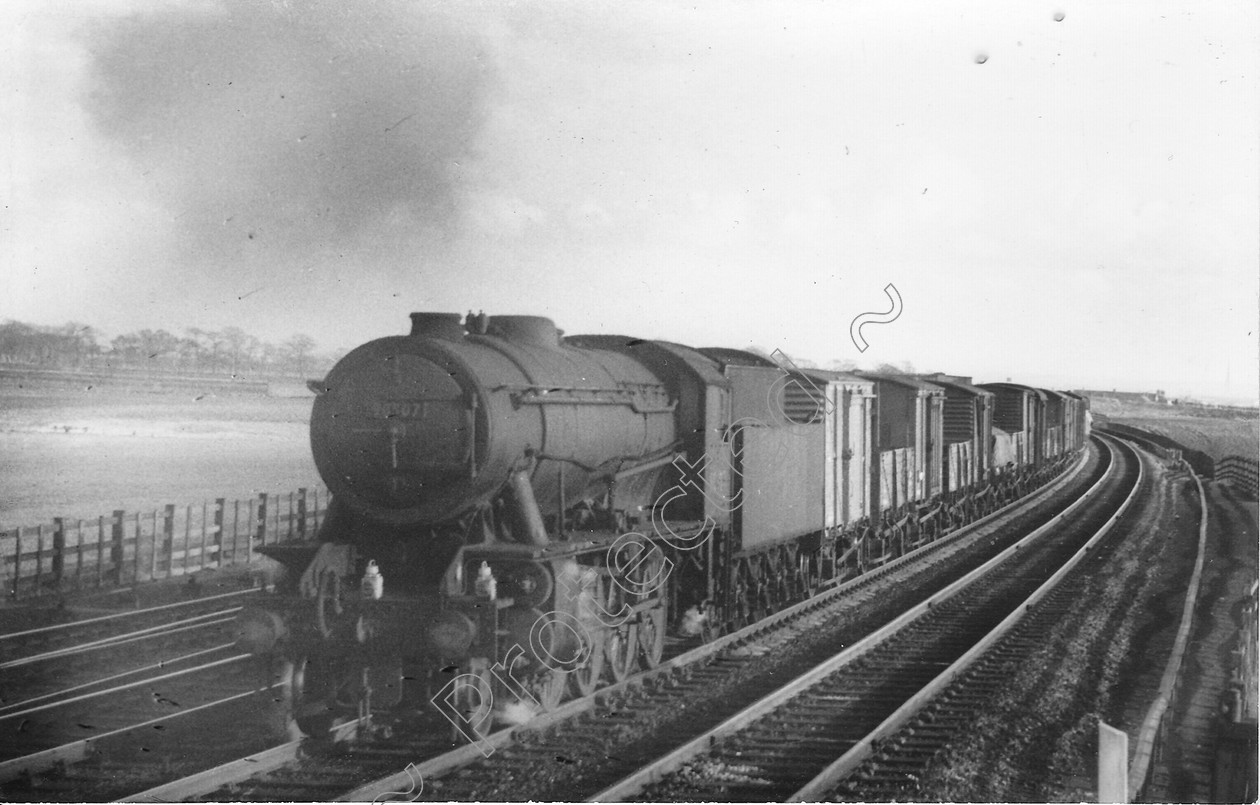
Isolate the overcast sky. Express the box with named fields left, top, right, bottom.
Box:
left=3, top=0, right=1257, bottom=403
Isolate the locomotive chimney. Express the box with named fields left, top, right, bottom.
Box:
left=485, top=315, right=561, bottom=348
left=408, top=312, right=465, bottom=340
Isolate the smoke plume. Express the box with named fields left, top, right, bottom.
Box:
left=82, top=0, right=492, bottom=264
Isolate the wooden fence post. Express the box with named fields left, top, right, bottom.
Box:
left=75, top=519, right=85, bottom=587
left=133, top=512, right=142, bottom=584
left=111, top=510, right=126, bottom=585
left=214, top=499, right=225, bottom=568
left=298, top=488, right=308, bottom=538
left=184, top=505, right=192, bottom=575
left=96, top=516, right=105, bottom=586
left=256, top=493, right=268, bottom=547
left=163, top=504, right=176, bottom=577
left=53, top=518, right=66, bottom=584
left=34, top=524, right=45, bottom=593
left=11, top=529, right=22, bottom=600
left=247, top=498, right=256, bottom=564
left=200, top=500, right=209, bottom=571
left=150, top=510, right=159, bottom=580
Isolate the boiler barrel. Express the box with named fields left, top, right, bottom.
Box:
left=310, top=315, right=677, bottom=526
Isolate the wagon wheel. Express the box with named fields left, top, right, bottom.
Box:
left=604, top=621, right=639, bottom=682
left=603, top=578, right=639, bottom=683
left=637, top=604, right=666, bottom=668
left=528, top=667, right=567, bottom=713
left=750, top=557, right=771, bottom=623
left=287, top=653, right=351, bottom=738
left=460, top=663, right=495, bottom=740
left=763, top=552, right=784, bottom=613
left=776, top=546, right=794, bottom=606
left=880, top=525, right=896, bottom=564
left=698, top=601, right=723, bottom=644
left=922, top=516, right=938, bottom=544
left=570, top=627, right=606, bottom=696
left=855, top=531, right=870, bottom=576
left=885, top=524, right=900, bottom=560
left=796, top=549, right=819, bottom=600
left=570, top=575, right=608, bottom=697
left=731, top=561, right=753, bottom=629
left=907, top=517, right=922, bottom=550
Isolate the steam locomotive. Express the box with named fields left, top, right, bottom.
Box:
left=236, top=312, right=1089, bottom=738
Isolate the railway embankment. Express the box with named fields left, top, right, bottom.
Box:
left=1137, top=479, right=1258, bottom=802
left=830, top=445, right=1257, bottom=802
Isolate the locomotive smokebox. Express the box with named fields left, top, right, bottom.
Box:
left=309, top=314, right=677, bottom=530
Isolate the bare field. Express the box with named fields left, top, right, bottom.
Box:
left=0, top=388, right=322, bottom=530
left=1090, top=397, right=1259, bottom=461
left=1104, top=416, right=1258, bottom=461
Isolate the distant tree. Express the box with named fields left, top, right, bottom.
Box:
left=777, top=352, right=818, bottom=370
left=0, top=318, right=331, bottom=378
left=826, top=358, right=859, bottom=372
left=0, top=321, right=42, bottom=363
left=259, top=341, right=284, bottom=374
left=109, top=333, right=141, bottom=363
left=241, top=333, right=261, bottom=373
left=184, top=327, right=208, bottom=371
left=204, top=330, right=226, bottom=372
left=60, top=323, right=100, bottom=366
left=220, top=326, right=253, bottom=375
left=283, top=334, right=318, bottom=378
left=137, top=329, right=181, bottom=364
left=0, top=320, right=101, bottom=366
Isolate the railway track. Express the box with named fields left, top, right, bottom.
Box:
left=0, top=586, right=290, bottom=801
left=110, top=444, right=1105, bottom=802
left=1, top=586, right=259, bottom=660
left=593, top=434, right=1142, bottom=801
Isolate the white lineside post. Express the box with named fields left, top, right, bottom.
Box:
left=1098, top=720, right=1129, bottom=803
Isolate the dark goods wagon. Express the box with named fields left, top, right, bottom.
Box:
left=983, top=382, right=1045, bottom=468
left=919, top=373, right=995, bottom=492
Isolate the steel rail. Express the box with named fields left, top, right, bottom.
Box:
left=1, top=610, right=239, bottom=670
left=118, top=449, right=1091, bottom=804
left=0, top=586, right=259, bottom=641
left=788, top=434, right=1143, bottom=801
left=347, top=449, right=1091, bottom=803
left=121, top=716, right=364, bottom=802
left=0, top=642, right=237, bottom=715
left=0, top=650, right=246, bottom=722
left=0, top=683, right=282, bottom=784
left=586, top=437, right=1130, bottom=802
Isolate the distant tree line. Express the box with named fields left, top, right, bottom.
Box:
left=744, top=345, right=915, bottom=375
left=0, top=320, right=342, bottom=378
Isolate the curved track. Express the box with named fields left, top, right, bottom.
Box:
left=595, top=435, right=1141, bottom=801
left=118, top=447, right=1104, bottom=802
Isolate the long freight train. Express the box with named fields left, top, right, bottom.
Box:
left=236, top=312, right=1090, bottom=738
